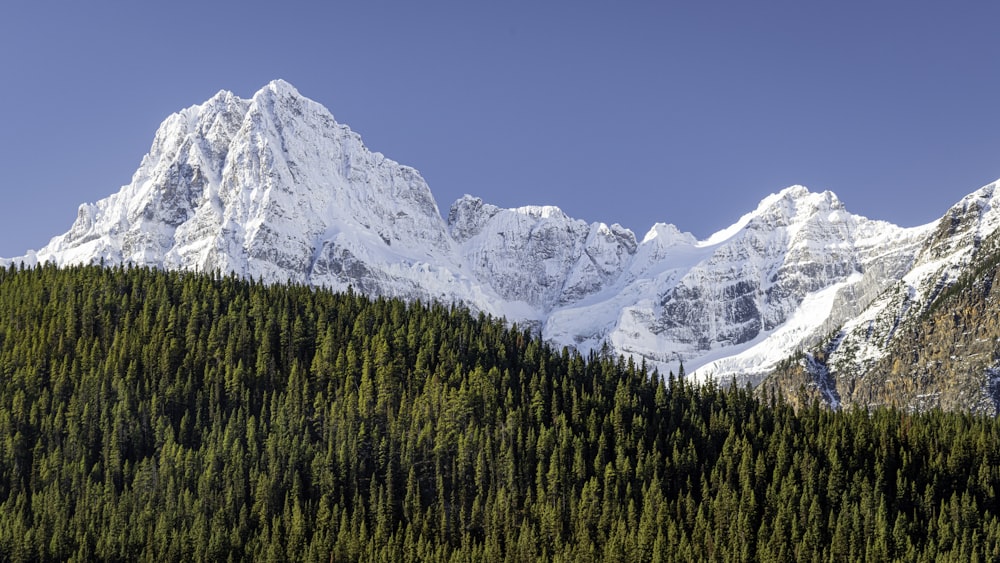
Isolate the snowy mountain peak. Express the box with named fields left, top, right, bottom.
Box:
left=8, top=80, right=999, bottom=400
left=751, top=185, right=843, bottom=224
left=758, top=184, right=812, bottom=205
left=698, top=186, right=845, bottom=249
left=513, top=204, right=568, bottom=221
left=948, top=180, right=998, bottom=231
left=19, top=81, right=477, bottom=304
left=641, top=223, right=696, bottom=247
left=261, top=78, right=301, bottom=96
left=447, top=195, right=501, bottom=242
left=794, top=178, right=1000, bottom=411
left=204, top=88, right=242, bottom=105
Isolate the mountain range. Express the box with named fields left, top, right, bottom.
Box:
left=6, top=80, right=1000, bottom=412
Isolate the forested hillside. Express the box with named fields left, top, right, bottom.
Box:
left=0, top=264, right=998, bottom=561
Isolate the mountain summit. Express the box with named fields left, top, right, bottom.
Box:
left=28, top=80, right=475, bottom=304
left=7, top=81, right=1000, bottom=408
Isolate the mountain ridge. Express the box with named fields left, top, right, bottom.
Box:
left=5, top=80, right=998, bottom=408
left=768, top=179, right=1000, bottom=412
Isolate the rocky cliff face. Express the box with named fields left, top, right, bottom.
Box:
left=448, top=195, right=637, bottom=311
left=25, top=81, right=499, bottom=312
left=557, top=187, right=927, bottom=385
left=6, top=80, right=998, bottom=408
left=764, top=182, right=1000, bottom=412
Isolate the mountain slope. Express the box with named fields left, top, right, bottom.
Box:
left=21, top=80, right=506, bottom=314
left=765, top=181, right=1000, bottom=412
left=544, top=187, right=927, bottom=383
left=5, top=80, right=994, bottom=397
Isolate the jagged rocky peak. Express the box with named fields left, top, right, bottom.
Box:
left=29, top=80, right=457, bottom=286
left=447, top=195, right=502, bottom=242
left=646, top=186, right=919, bottom=381
left=640, top=222, right=696, bottom=247
left=767, top=180, right=1000, bottom=411
left=454, top=198, right=638, bottom=310
left=920, top=181, right=1000, bottom=263
left=592, top=222, right=639, bottom=254
left=13, top=79, right=1000, bottom=411
left=744, top=186, right=846, bottom=231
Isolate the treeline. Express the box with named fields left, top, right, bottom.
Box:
left=0, top=263, right=998, bottom=561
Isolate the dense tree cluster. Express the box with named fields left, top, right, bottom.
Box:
left=0, top=263, right=998, bottom=561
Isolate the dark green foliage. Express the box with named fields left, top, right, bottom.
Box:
left=0, top=263, right=998, bottom=561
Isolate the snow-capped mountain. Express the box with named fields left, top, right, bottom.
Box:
left=19, top=80, right=507, bottom=316
left=828, top=184, right=1000, bottom=375
left=543, top=186, right=928, bottom=382
left=5, top=80, right=993, bottom=391
left=785, top=180, right=1000, bottom=411
left=448, top=195, right=638, bottom=312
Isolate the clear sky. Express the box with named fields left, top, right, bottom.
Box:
left=2, top=1, right=1000, bottom=257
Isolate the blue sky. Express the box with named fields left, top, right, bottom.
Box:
left=2, top=1, right=999, bottom=257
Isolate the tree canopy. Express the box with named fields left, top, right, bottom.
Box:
left=0, top=263, right=997, bottom=561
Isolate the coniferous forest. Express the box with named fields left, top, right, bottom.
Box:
left=0, top=264, right=999, bottom=561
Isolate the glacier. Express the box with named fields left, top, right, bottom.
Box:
left=5, top=79, right=994, bottom=384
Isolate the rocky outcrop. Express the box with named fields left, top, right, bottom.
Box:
left=764, top=183, right=1000, bottom=412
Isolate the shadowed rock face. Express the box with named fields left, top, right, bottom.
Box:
left=449, top=198, right=638, bottom=311
left=8, top=80, right=997, bottom=406
left=648, top=189, right=924, bottom=371
left=764, top=183, right=1000, bottom=413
